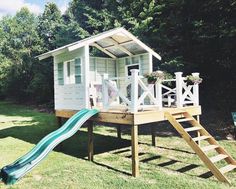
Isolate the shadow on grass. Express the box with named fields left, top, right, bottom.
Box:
left=0, top=123, right=131, bottom=159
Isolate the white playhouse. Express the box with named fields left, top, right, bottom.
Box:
left=37, top=28, right=236, bottom=183
left=37, top=27, right=200, bottom=112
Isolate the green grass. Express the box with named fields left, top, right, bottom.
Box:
left=0, top=101, right=236, bottom=189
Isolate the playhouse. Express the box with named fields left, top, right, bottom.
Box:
left=37, top=28, right=236, bottom=183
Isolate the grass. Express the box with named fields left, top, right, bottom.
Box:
left=0, top=101, right=236, bottom=189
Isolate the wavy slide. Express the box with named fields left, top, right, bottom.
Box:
left=0, top=108, right=99, bottom=185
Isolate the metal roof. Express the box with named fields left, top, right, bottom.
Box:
left=37, top=27, right=161, bottom=60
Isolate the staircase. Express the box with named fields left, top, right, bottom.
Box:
left=165, top=111, right=236, bottom=183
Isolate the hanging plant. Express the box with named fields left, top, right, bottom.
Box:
left=186, top=75, right=203, bottom=85
left=144, top=71, right=165, bottom=84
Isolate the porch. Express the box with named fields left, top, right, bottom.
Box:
left=90, top=70, right=201, bottom=113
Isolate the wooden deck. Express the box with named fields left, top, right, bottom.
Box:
left=55, top=106, right=201, bottom=177
left=55, top=105, right=201, bottom=125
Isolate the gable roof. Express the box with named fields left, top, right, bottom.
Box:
left=37, top=27, right=161, bottom=60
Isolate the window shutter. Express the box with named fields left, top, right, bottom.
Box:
left=75, top=58, right=82, bottom=84
left=57, top=62, right=64, bottom=85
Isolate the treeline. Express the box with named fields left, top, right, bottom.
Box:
left=0, top=0, right=235, bottom=110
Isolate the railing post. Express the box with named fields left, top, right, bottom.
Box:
left=192, top=72, right=200, bottom=106
left=131, top=69, right=139, bottom=113
left=155, top=82, right=162, bottom=109
left=175, top=72, right=183, bottom=108
left=102, top=73, right=109, bottom=110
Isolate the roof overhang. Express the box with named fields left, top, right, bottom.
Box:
left=36, top=27, right=161, bottom=61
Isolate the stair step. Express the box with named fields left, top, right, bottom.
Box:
left=219, top=164, right=236, bottom=174
left=184, top=127, right=202, bottom=132
left=210, top=154, right=228, bottom=163
left=192, top=135, right=211, bottom=142
left=201, top=145, right=219, bottom=152
left=171, top=111, right=186, bottom=116
left=177, top=117, right=194, bottom=123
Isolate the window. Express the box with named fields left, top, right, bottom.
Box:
left=57, top=62, right=64, bottom=85
left=127, top=64, right=139, bottom=76
left=75, top=58, right=82, bottom=84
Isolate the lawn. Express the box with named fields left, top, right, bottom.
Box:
left=0, top=101, right=235, bottom=189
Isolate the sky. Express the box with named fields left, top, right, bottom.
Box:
left=0, top=0, right=71, bottom=18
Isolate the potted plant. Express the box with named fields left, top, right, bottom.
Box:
left=144, top=71, right=165, bottom=84
left=186, top=74, right=203, bottom=85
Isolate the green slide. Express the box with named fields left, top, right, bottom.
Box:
left=0, top=108, right=99, bottom=185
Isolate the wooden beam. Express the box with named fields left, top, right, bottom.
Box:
left=88, top=121, right=94, bottom=161
left=55, top=106, right=201, bottom=125
left=131, top=124, right=139, bottom=177
left=68, top=28, right=125, bottom=52
left=109, top=37, right=133, bottom=56
left=117, top=125, right=122, bottom=139
left=104, top=40, right=134, bottom=49
left=151, top=126, right=156, bottom=146
left=92, top=43, right=117, bottom=59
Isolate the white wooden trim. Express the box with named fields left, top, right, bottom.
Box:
left=125, top=63, right=140, bottom=77
left=131, top=69, right=139, bottom=112
left=149, top=53, right=153, bottom=73
left=175, top=72, right=183, bottom=108
left=68, top=28, right=125, bottom=52
left=84, top=45, right=90, bottom=108
left=118, top=52, right=149, bottom=60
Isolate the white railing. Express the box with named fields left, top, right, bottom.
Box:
left=101, top=70, right=200, bottom=112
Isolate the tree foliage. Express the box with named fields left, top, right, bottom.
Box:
left=0, top=0, right=235, bottom=110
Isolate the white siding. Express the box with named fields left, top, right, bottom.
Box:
left=53, top=48, right=86, bottom=110
left=89, top=57, right=116, bottom=84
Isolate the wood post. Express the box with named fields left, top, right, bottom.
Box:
left=117, top=125, right=121, bottom=139
left=155, top=81, right=162, bottom=109
left=57, top=117, right=62, bottom=127
left=175, top=72, right=183, bottom=108
left=192, top=73, right=200, bottom=106
left=131, top=69, right=139, bottom=113
left=84, top=44, right=90, bottom=109
left=88, top=121, right=94, bottom=161
left=131, top=124, right=139, bottom=177
left=196, top=115, right=201, bottom=146
left=57, top=117, right=63, bottom=151
left=151, top=126, right=156, bottom=146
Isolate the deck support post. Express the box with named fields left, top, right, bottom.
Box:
left=57, top=117, right=62, bottom=127
left=88, top=121, right=94, bottom=161
left=117, top=125, right=122, bottom=139
left=151, top=126, right=156, bottom=146
left=131, top=124, right=139, bottom=177
left=56, top=117, right=63, bottom=151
